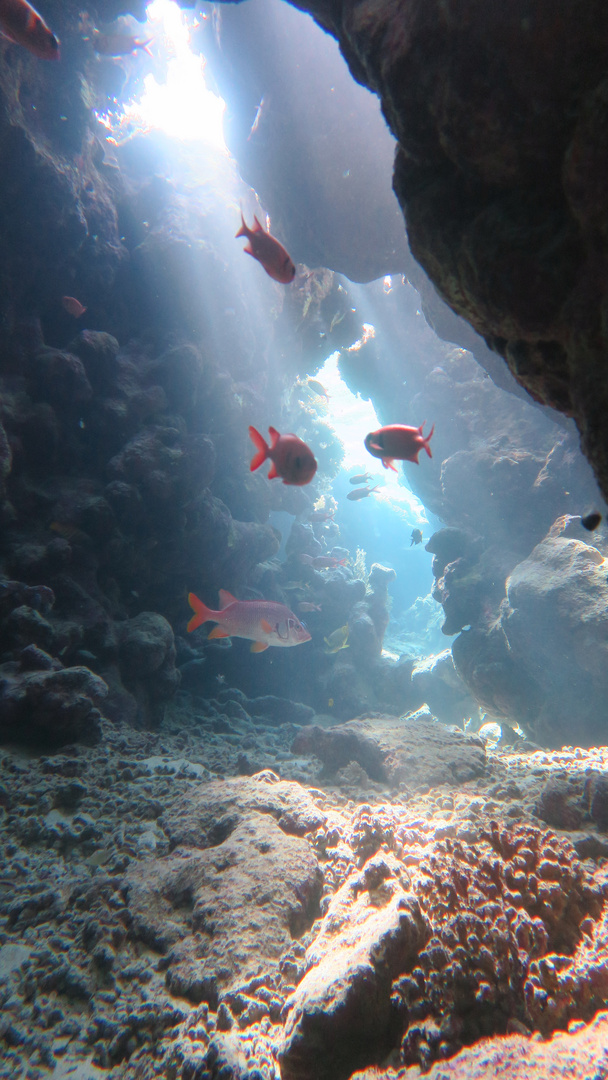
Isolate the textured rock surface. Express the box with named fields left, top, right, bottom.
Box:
left=292, top=715, right=487, bottom=789
left=1, top=715, right=608, bottom=1078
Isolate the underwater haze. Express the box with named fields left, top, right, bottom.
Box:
left=1, top=1, right=608, bottom=1078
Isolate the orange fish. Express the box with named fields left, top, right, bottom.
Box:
left=364, top=422, right=435, bottom=472
left=61, top=296, right=86, bottom=318
left=187, top=590, right=311, bottom=653
left=92, top=30, right=152, bottom=57
left=249, top=425, right=317, bottom=486
left=0, top=0, right=59, bottom=59
left=236, top=211, right=296, bottom=284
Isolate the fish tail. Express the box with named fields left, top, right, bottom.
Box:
left=423, top=423, right=435, bottom=458
left=187, top=592, right=213, bottom=633
left=248, top=425, right=268, bottom=472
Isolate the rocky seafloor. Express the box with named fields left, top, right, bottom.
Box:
left=3, top=702, right=608, bottom=1080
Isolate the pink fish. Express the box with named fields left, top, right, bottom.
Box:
left=187, top=590, right=311, bottom=653
left=364, top=422, right=435, bottom=472
left=61, top=295, right=86, bottom=317
left=0, top=0, right=59, bottom=59
left=92, top=30, right=152, bottom=57
left=236, top=211, right=296, bottom=284
left=249, top=425, right=317, bottom=486
left=300, top=554, right=348, bottom=569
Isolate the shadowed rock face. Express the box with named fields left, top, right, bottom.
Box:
left=265, top=0, right=608, bottom=502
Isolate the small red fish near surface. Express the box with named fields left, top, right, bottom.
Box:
left=346, top=485, right=380, bottom=501
left=61, top=296, right=86, bottom=318
left=365, top=422, right=435, bottom=472
left=92, top=30, right=152, bottom=56
left=187, top=589, right=311, bottom=652
left=0, top=0, right=59, bottom=59
left=249, top=425, right=317, bottom=486
left=300, top=554, right=348, bottom=569
left=236, top=211, right=296, bottom=284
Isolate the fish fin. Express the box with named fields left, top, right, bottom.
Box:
left=208, top=626, right=230, bottom=639
left=382, top=457, right=398, bottom=472
left=243, top=245, right=256, bottom=257
left=235, top=211, right=249, bottom=239
left=249, top=425, right=268, bottom=472
left=423, top=423, right=435, bottom=458
left=260, top=619, right=274, bottom=634
left=218, top=589, right=237, bottom=608
left=268, top=426, right=281, bottom=448
left=252, top=214, right=264, bottom=233
left=251, top=640, right=269, bottom=652
left=267, top=463, right=279, bottom=480
left=187, top=592, right=212, bottom=633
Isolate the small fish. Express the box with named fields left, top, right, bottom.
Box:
left=187, top=590, right=311, bottom=653
left=300, top=554, right=348, bottom=569
left=236, top=210, right=295, bottom=284
left=349, top=472, right=372, bottom=485
left=328, top=698, right=334, bottom=707
left=0, top=0, right=59, bottom=59
left=49, top=521, right=90, bottom=544
left=282, top=581, right=307, bottom=592
left=61, top=296, right=86, bottom=318
left=306, top=379, right=329, bottom=401
left=309, top=509, right=334, bottom=522
left=410, top=528, right=423, bottom=546
left=298, top=602, right=322, bottom=613
left=249, top=425, right=317, bottom=486
left=346, top=486, right=379, bottom=501
left=364, top=422, right=435, bottom=472
left=92, top=30, right=153, bottom=57
left=581, top=512, right=602, bottom=531
left=324, top=624, right=349, bottom=653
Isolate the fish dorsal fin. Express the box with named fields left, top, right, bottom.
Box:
left=218, top=589, right=237, bottom=608
left=268, top=426, right=281, bottom=449
left=252, top=214, right=265, bottom=233
left=267, top=462, right=279, bottom=480
left=251, top=640, right=269, bottom=652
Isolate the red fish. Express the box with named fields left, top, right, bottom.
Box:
left=92, top=30, right=152, bottom=57
left=236, top=211, right=296, bottom=284
left=61, top=296, right=86, bottom=318
left=0, top=0, right=59, bottom=59
left=364, top=422, right=435, bottom=472
left=187, top=590, right=311, bottom=653
left=300, top=554, right=348, bottom=569
left=346, top=486, right=380, bottom=501
left=249, top=425, right=317, bottom=486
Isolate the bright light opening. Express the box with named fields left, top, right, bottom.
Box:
left=318, top=352, right=428, bottom=525
left=104, top=0, right=226, bottom=148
